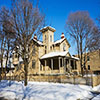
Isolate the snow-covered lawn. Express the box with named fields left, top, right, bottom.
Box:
left=0, top=80, right=100, bottom=100
left=93, top=85, right=100, bottom=92
left=92, top=94, right=100, bottom=100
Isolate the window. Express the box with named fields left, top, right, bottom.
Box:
left=66, top=59, right=69, bottom=65
left=84, top=65, right=86, bottom=70
left=15, top=54, right=18, bottom=58
left=45, top=46, right=47, bottom=54
left=40, top=63, right=42, bottom=71
left=75, top=61, right=77, bottom=69
left=32, top=46, right=36, bottom=55
left=32, top=60, right=36, bottom=69
left=88, top=65, right=90, bottom=70
left=60, top=59, right=62, bottom=67
left=87, top=56, right=90, bottom=61
left=50, top=35, right=52, bottom=42
left=71, top=60, right=74, bottom=69
left=63, top=43, right=66, bottom=51
left=50, top=46, right=52, bottom=50
left=45, top=35, right=46, bottom=42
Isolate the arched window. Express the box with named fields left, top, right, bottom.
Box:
left=63, top=43, right=66, bottom=51
left=50, top=35, right=52, bottom=42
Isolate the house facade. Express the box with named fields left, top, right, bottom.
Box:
left=76, top=50, right=100, bottom=74
left=12, top=26, right=79, bottom=77
left=6, top=26, right=100, bottom=86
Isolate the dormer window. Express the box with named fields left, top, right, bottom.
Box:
left=63, top=43, right=66, bottom=51
left=50, top=35, right=52, bottom=42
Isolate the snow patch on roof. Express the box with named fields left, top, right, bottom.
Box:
left=53, top=38, right=65, bottom=45
left=40, top=26, right=56, bottom=31
left=71, top=56, right=80, bottom=60
left=33, top=39, right=44, bottom=46
left=40, top=51, right=68, bottom=59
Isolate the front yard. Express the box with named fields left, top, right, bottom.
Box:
left=0, top=80, right=100, bottom=100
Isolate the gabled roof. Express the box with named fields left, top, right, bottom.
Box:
left=32, top=39, right=44, bottom=46
left=53, top=38, right=65, bottom=45
left=40, top=51, right=79, bottom=60
left=40, top=51, right=68, bottom=59
left=53, top=38, right=70, bottom=47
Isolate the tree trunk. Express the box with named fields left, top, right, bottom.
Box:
left=24, top=58, right=28, bottom=86
left=80, top=35, right=83, bottom=76
left=5, top=41, right=10, bottom=78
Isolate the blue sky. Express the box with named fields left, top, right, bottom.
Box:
left=0, top=0, right=99, bottom=54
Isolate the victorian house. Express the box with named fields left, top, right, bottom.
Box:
left=12, top=26, right=79, bottom=78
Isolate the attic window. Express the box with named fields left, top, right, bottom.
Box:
left=63, top=43, right=66, bottom=51
left=45, top=35, right=46, bottom=42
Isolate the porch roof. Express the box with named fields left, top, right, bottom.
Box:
left=71, top=56, right=79, bottom=60
left=40, top=51, right=68, bottom=59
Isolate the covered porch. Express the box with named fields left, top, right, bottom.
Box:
left=39, top=51, right=79, bottom=75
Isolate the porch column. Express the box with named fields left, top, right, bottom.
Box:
left=64, top=58, right=66, bottom=74
left=73, top=60, right=75, bottom=70
left=62, top=58, right=63, bottom=67
left=69, top=59, right=70, bottom=67
left=51, top=59, right=53, bottom=73
left=62, top=58, right=64, bottom=74
left=39, top=61, right=40, bottom=74
left=45, top=60, right=46, bottom=74
left=59, top=57, right=60, bottom=73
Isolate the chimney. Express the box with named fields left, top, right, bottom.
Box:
left=34, top=34, right=37, bottom=40
left=61, top=33, right=65, bottom=39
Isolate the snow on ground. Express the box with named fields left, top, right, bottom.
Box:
left=92, top=85, right=100, bottom=92
left=92, top=94, right=100, bottom=100
left=0, top=80, right=96, bottom=100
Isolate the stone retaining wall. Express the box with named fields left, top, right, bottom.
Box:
left=5, top=74, right=100, bottom=87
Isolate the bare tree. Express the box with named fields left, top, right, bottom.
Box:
left=87, top=26, right=100, bottom=51
left=0, top=0, right=45, bottom=85
left=65, top=11, right=96, bottom=76
left=0, top=7, right=16, bottom=78
left=0, top=30, right=5, bottom=79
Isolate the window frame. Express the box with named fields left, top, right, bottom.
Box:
left=87, top=56, right=90, bottom=61
left=63, top=43, right=66, bottom=51
left=88, top=65, right=90, bottom=70
left=45, top=35, right=46, bottom=42
left=32, top=46, right=36, bottom=56
left=32, top=60, right=36, bottom=69
left=45, top=46, right=47, bottom=54
left=50, top=35, right=52, bottom=42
